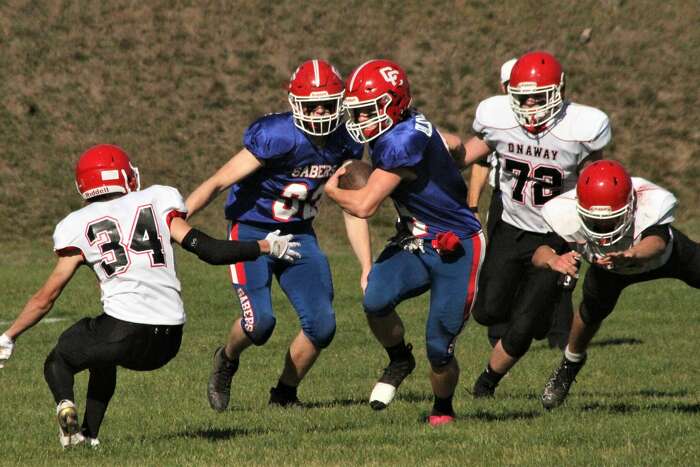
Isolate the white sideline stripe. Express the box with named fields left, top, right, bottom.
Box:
left=0, top=317, right=68, bottom=325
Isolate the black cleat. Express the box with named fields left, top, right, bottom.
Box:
left=472, top=373, right=497, bottom=399
left=268, top=387, right=302, bottom=407
left=541, top=355, right=587, bottom=410
left=207, top=346, right=239, bottom=412
left=369, top=344, right=416, bottom=410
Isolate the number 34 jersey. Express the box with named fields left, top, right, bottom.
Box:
left=473, top=95, right=611, bottom=233
left=225, top=112, right=363, bottom=226
left=52, top=185, right=188, bottom=326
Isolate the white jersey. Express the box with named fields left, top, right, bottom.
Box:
left=473, top=95, right=611, bottom=233
left=52, top=185, right=188, bottom=325
left=542, top=178, right=677, bottom=275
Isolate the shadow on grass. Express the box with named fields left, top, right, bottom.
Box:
left=460, top=408, right=542, bottom=422
left=302, top=397, right=368, bottom=409
left=162, top=426, right=269, bottom=441
left=588, top=337, right=643, bottom=348
left=580, top=401, right=700, bottom=414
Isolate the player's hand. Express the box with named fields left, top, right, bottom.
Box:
left=605, top=249, right=638, bottom=268
left=265, top=230, right=301, bottom=262
left=546, top=251, right=580, bottom=276
left=360, top=267, right=370, bottom=294
left=324, top=167, right=345, bottom=195
left=0, top=333, right=15, bottom=368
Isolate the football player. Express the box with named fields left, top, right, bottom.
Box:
left=185, top=60, right=371, bottom=411
left=0, top=144, right=299, bottom=448
left=468, top=56, right=573, bottom=350
left=533, top=160, right=700, bottom=409
left=457, top=51, right=612, bottom=397
left=325, top=59, right=484, bottom=426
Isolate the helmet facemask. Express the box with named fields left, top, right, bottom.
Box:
left=344, top=94, right=393, bottom=143
left=289, top=91, right=344, bottom=136
left=508, top=76, right=564, bottom=132
left=576, top=192, right=635, bottom=246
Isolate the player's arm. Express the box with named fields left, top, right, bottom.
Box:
left=342, top=211, right=372, bottom=292
left=185, top=148, right=263, bottom=218
left=467, top=161, right=490, bottom=217
left=169, top=216, right=300, bottom=264
left=0, top=251, right=84, bottom=366
left=460, top=135, right=493, bottom=169
left=605, top=225, right=669, bottom=268
left=532, top=245, right=581, bottom=276
left=440, top=130, right=466, bottom=164
left=325, top=167, right=405, bottom=219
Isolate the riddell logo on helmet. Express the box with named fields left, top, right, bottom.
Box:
left=379, top=67, right=402, bottom=86
left=83, top=186, right=112, bottom=198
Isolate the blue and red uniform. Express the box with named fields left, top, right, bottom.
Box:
left=363, top=110, right=485, bottom=365
left=225, top=112, right=363, bottom=347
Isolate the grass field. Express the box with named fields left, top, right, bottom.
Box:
left=1, top=222, right=698, bottom=466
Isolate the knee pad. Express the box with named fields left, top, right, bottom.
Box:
left=472, top=302, right=502, bottom=326
left=242, top=314, right=276, bottom=346
left=501, top=330, right=533, bottom=359
left=362, top=291, right=394, bottom=317
left=579, top=302, right=608, bottom=325
left=304, top=314, right=336, bottom=349
left=426, top=340, right=454, bottom=368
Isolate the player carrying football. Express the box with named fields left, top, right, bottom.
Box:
left=457, top=51, right=612, bottom=398
left=0, top=144, right=299, bottom=448
left=185, top=59, right=371, bottom=410
left=533, top=160, right=700, bottom=408
left=325, top=59, right=484, bottom=426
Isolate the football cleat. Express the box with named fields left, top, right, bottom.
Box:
left=472, top=373, right=497, bottom=398
left=56, top=400, right=82, bottom=448
left=268, top=387, right=302, bottom=407
left=369, top=344, right=416, bottom=410
left=428, top=414, right=456, bottom=427
left=207, top=346, right=239, bottom=412
left=541, top=355, right=587, bottom=410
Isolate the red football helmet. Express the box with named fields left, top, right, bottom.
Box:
left=508, top=51, right=565, bottom=132
left=75, top=144, right=140, bottom=200
left=344, top=59, right=412, bottom=143
left=288, top=59, right=345, bottom=136
left=576, top=160, right=635, bottom=245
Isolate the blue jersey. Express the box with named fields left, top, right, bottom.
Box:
left=370, top=111, right=481, bottom=239
left=225, top=112, right=363, bottom=225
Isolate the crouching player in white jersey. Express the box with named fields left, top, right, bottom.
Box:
left=0, top=144, right=299, bottom=448
left=533, top=160, right=700, bottom=409
left=458, top=51, right=612, bottom=397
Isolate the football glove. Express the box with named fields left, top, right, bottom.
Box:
left=431, top=231, right=461, bottom=256
left=0, top=333, right=14, bottom=368
left=265, top=230, right=301, bottom=262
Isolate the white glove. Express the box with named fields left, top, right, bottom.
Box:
left=0, top=333, right=14, bottom=368
left=265, top=230, right=301, bottom=262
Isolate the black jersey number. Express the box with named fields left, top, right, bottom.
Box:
left=504, top=158, right=564, bottom=206
left=86, top=206, right=165, bottom=276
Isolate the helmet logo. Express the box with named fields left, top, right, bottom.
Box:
left=379, top=67, right=402, bottom=86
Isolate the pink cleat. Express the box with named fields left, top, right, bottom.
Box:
left=428, top=414, right=455, bottom=427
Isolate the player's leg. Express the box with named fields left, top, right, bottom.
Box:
left=425, top=233, right=485, bottom=425
left=363, top=246, right=430, bottom=410
left=273, top=232, right=335, bottom=406
left=484, top=192, right=510, bottom=348
left=470, top=224, right=528, bottom=397
left=542, top=265, right=627, bottom=409
left=474, top=234, right=560, bottom=397
left=547, top=289, right=573, bottom=349
left=207, top=223, right=276, bottom=411
left=81, top=365, right=116, bottom=442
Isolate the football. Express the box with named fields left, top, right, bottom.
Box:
left=337, top=160, right=373, bottom=190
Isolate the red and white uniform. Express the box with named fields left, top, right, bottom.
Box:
left=542, top=178, right=677, bottom=274
left=52, top=185, right=188, bottom=325
left=473, top=95, right=611, bottom=233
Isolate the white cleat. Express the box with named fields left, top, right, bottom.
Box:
left=56, top=400, right=82, bottom=449
left=369, top=382, right=397, bottom=410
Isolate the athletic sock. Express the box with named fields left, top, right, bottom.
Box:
left=564, top=345, right=586, bottom=363
left=385, top=340, right=411, bottom=362
left=481, top=364, right=506, bottom=387
left=274, top=380, right=298, bottom=399
left=431, top=394, right=455, bottom=416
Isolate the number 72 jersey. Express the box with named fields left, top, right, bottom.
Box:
left=473, top=95, right=611, bottom=233
left=52, top=185, right=187, bottom=326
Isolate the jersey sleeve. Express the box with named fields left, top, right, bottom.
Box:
left=541, top=191, right=581, bottom=242
left=151, top=185, right=188, bottom=227
left=52, top=215, right=84, bottom=256
left=581, top=113, right=611, bottom=153
left=243, top=115, right=296, bottom=161
left=373, top=129, right=428, bottom=171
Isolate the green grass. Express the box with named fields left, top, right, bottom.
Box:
left=1, top=234, right=698, bottom=466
